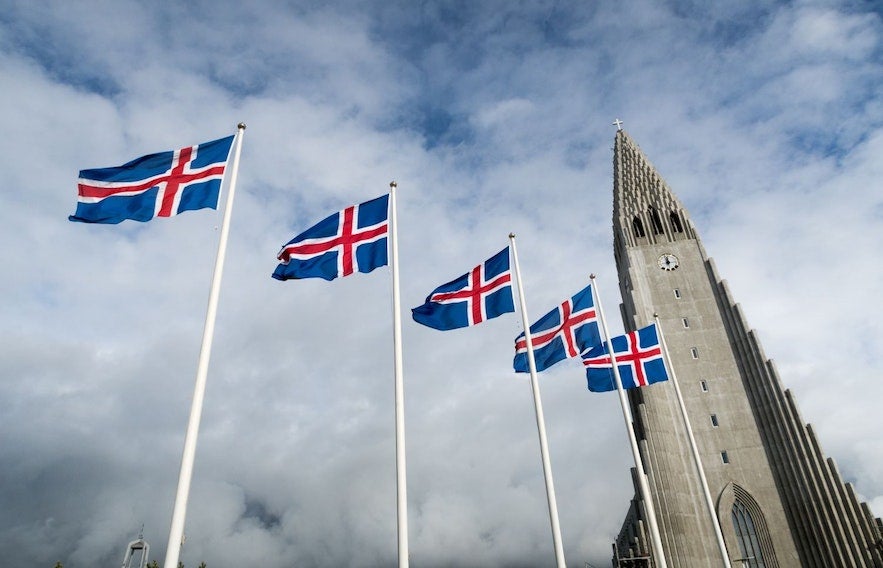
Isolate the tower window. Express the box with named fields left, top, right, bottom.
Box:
left=649, top=207, right=664, bottom=234
left=670, top=210, right=684, bottom=233
left=632, top=216, right=646, bottom=238
left=721, top=451, right=730, bottom=464
left=732, top=501, right=765, bottom=567
left=711, top=414, right=719, bottom=427
left=673, top=288, right=681, bottom=299
left=731, top=487, right=774, bottom=567
left=682, top=318, right=689, bottom=328
left=691, top=347, right=699, bottom=359
left=700, top=380, right=708, bottom=392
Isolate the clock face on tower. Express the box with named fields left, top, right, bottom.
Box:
left=657, top=253, right=679, bottom=271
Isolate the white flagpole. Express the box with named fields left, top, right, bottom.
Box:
left=163, top=123, right=246, bottom=568
left=654, top=314, right=731, bottom=567
left=590, top=274, right=667, bottom=568
left=389, top=181, right=409, bottom=567
left=509, top=233, right=567, bottom=568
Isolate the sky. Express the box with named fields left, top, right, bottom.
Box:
left=1, top=0, right=882, bottom=566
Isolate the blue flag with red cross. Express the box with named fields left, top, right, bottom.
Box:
left=582, top=323, right=669, bottom=392
left=273, top=194, right=389, bottom=281
left=69, top=135, right=234, bottom=224
left=412, top=247, right=514, bottom=331
left=513, top=284, right=601, bottom=373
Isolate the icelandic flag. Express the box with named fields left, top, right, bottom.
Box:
left=582, top=323, right=669, bottom=392
left=513, top=284, right=601, bottom=373
left=412, top=247, right=514, bottom=330
left=70, top=135, right=235, bottom=224
left=272, top=194, right=389, bottom=281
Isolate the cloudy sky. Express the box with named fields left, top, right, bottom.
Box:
left=1, top=1, right=881, bottom=566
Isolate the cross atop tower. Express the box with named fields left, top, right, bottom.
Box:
left=612, top=118, right=624, bottom=130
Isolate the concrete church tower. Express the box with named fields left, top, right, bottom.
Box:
left=609, top=128, right=882, bottom=567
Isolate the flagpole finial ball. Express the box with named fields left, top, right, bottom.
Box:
left=590, top=273, right=596, bottom=280
left=389, top=181, right=397, bottom=188
left=237, top=122, right=247, bottom=130
left=509, top=232, right=516, bottom=239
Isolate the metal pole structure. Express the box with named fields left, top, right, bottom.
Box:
left=163, top=123, right=246, bottom=568
left=509, top=233, right=567, bottom=567
left=590, top=274, right=667, bottom=568
left=389, top=181, right=410, bottom=567
left=653, top=314, right=731, bottom=567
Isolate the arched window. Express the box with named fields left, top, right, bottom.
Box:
left=732, top=500, right=767, bottom=567
left=720, top=484, right=779, bottom=568
left=670, top=211, right=684, bottom=233
left=632, top=216, right=646, bottom=238
left=649, top=207, right=664, bottom=234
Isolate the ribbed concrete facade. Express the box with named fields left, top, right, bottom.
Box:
left=609, top=129, right=882, bottom=567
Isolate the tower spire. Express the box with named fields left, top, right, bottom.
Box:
left=612, top=130, right=694, bottom=250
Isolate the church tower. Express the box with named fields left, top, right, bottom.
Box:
left=609, top=128, right=882, bottom=567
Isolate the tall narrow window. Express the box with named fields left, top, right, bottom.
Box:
left=711, top=414, right=719, bottom=427
left=649, top=207, right=664, bottom=234
left=728, top=485, right=776, bottom=567
left=691, top=347, right=699, bottom=359
left=670, top=210, right=684, bottom=232
left=682, top=317, right=689, bottom=328
left=721, top=451, right=730, bottom=464
left=632, top=216, right=646, bottom=238
left=732, top=500, right=767, bottom=567
left=674, top=288, right=681, bottom=299
left=700, top=380, right=708, bottom=392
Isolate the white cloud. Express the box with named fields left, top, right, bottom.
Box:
left=0, top=1, right=880, bottom=567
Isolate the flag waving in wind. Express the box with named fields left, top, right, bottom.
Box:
left=582, top=323, right=669, bottom=392
left=412, top=247, right=514, bottom=330
left=273, top=194, right=389, bottom=281
left=513, top=284, right=601, bottom=373
left=70, top=135, right=235, bottom=224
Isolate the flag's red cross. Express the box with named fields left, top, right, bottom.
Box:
left=582, top=330, right=661, bottom=387
left=429, top=263, right=511, bottom=325
left=515, top=301, right=597, bottom=356
left=278, top=204, right=388, bottom=277
left=77, top=145, right=227, bottom=217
